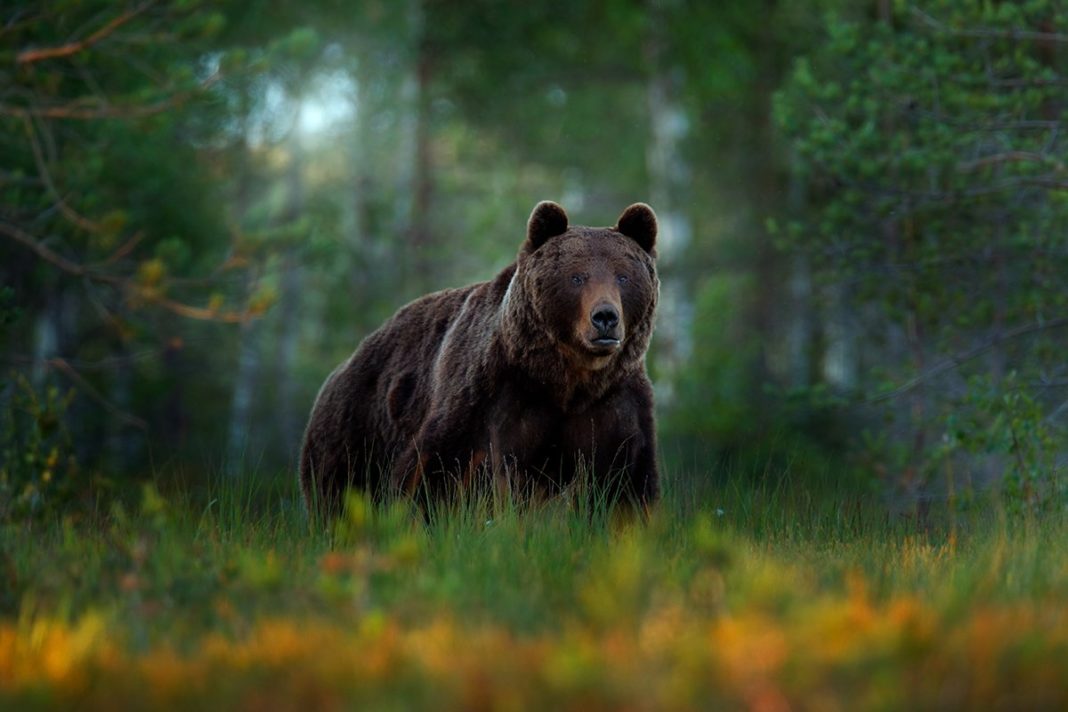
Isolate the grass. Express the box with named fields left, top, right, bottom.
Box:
left=1, top=467, right=1067, bottom=710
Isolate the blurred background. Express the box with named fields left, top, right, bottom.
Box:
left=2, top=0, right=1066, bottom=517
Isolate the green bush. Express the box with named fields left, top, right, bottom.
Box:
left=0, top=374, right=79, bottom=520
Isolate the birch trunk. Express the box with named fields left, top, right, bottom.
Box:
left=644, top=0, right=693, bottom=400
left=226, top=113, right=259, bottom=476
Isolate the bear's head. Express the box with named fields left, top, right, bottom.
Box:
left=510, top=200, right=659, bottom=374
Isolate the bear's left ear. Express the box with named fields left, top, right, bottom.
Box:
left=616, top=203, right=657, bottom=256
left=526, top=200, right=569, bottom=251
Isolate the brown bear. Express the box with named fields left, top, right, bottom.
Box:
left=299, top=200, right=660, bottom=516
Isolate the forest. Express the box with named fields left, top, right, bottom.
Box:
left=2, top=1, right=1067, bottom=709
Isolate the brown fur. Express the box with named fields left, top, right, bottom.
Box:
left=299, top=201, right=660, bottom=516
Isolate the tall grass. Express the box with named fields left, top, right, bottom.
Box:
left=2, top=464, right=1066, bottom=709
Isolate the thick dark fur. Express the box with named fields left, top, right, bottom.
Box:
left=299, top=201, right=660, bottom=516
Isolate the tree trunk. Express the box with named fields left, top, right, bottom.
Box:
left=227, top=288, right=261, bottom=476
left=787, top=254, right=814, bottom=389
left=821, top=282, right=858, bottom=391
left=106, top=340, right=137, bottom=470
left=273, top=133, right=305, bottom=466
left=407, top=0, right=434, bottom=291
left=31, top=293, right=60, bottom=388
left=644, top=0, right=693, bottom=400
left=225, top=112, right=259, bottom=477
left=350, top=64, right=375, bottom=283
left=785, top=151, right=814, bottom=389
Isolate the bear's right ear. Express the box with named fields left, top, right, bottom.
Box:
left=616, top=203, right=657, bottom=256
left=525, top=201, right=569, bottom=251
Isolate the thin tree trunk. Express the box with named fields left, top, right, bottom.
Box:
left=273, top=134, right=305, bottom=465
left=822, top=282, right=858, bottom=391
left=394, top=73, right=417, bottom=260
left=785, top=151, right=814, bottom=389
left=107, top=340, right=137, bottom=469
left=787, top=255, right=814, bottom=389
left=226, top=108, right=258, bottom=476
left=161, top=333, right=189, bottom=454
left=746, top=0, right=790, bottom=429
left=407, top=0, right=434, bottom=290
left=275, top=252, right=301, bottom=461
left=227, top=306, right=260, bottom=475
left=350, top=67, right=374, bottom=269
left=877, top=0, right=891, bottom=23
left=31, top=293, right=60, bottom=387
left=644, top=0, right=693, bottom=399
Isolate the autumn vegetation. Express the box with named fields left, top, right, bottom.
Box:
left=3, top=478, right=1067, bottom=710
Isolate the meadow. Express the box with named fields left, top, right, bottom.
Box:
left=2, top=468, right=1066, bottom=711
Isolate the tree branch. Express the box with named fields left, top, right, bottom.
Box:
left=0, top=220, right=118, bottom=282
left=1045, top=398, right=1068, bottom=424
left=0, top=72, right=221, bottom=121
left=15, top=1, right=156, bottom=65
left=94, top=231, right=145, bottom=266
left=957, top=151, right=1066, bottom=174
left=6, top=349, right=166, bottom=372
left=868, top=317, right=1068, bottom=404
left=0, top=221, right=261, bottom=324
left=22, top=114, right=105, bottom=234
left=45, top=357, right=148, bottom=430
left=989, top=77, right=1068, bottom=89
left=1026, top=177, right=1068, bottom=191
left=911, top=8, right=1068, bottom=44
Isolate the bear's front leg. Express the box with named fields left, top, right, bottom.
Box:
left=483, top=396, right=558, bottom=509
left=618, top=385, right=660, bottom=515
left=565, top=380, right=659, bottom=517
left=389, top=443, right=427, bottom=498
left=627, top=437, right=660, bottom=514
left=390, top=416, right=487, bottom=509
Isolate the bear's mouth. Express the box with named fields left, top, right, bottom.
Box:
left=588, top=336, right=621, bottom=352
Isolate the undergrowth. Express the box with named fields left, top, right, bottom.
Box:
left=1, top=467, right=1066, bottom=710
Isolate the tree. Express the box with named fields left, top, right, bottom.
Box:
left=775, top=1, right=1068, bottom=504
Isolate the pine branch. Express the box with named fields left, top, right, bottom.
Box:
left=22, top=114, right=105, bottom=234
left=45, top=357, right=148, bottom=430
left=912, top=8, right=1068, bottom=44
left=0, top=72, right=221, bottom=121
left=869, top=318, right=1068, bottom=404
left=15, top=1, right=156, bottom=65
left=957, top=151, right=1067, bottom=174
left=0, top=221, right=261, bottom=324
left=0, top=220, right=114, bottom=281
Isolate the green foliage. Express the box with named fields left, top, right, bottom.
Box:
left=0, top=288, right=20, bottom=329
left=669, top=275, right=759, bottom=444
left=938, top=372, right=1065, bottom=512
left=775, top=1, right=1068, bottom=499
left=4, top=0, right=1063, bottom=507
left=664, top=275, right=854, bottom=488
left=0, top=374, right=78, bottom=520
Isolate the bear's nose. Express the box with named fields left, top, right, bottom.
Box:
left=591, top=305, right=620, bottom=334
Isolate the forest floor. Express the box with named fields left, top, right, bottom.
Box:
left=2, top=470, right=1067, bottom=711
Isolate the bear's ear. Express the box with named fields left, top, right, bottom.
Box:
left=526, top=200, right=569, bottom=251
left=616, top=203, right=657, bottom=256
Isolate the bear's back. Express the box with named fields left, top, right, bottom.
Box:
left=350, top=283, right=478, bottom=442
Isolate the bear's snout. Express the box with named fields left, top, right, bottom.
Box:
left=588, top=301, right=622, bottom=351
left=591, top=304, right=620, bottom=336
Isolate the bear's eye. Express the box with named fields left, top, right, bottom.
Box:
left=571, top=274, right=585, bottom=286
left=616, top=274, right=630, bottom=285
